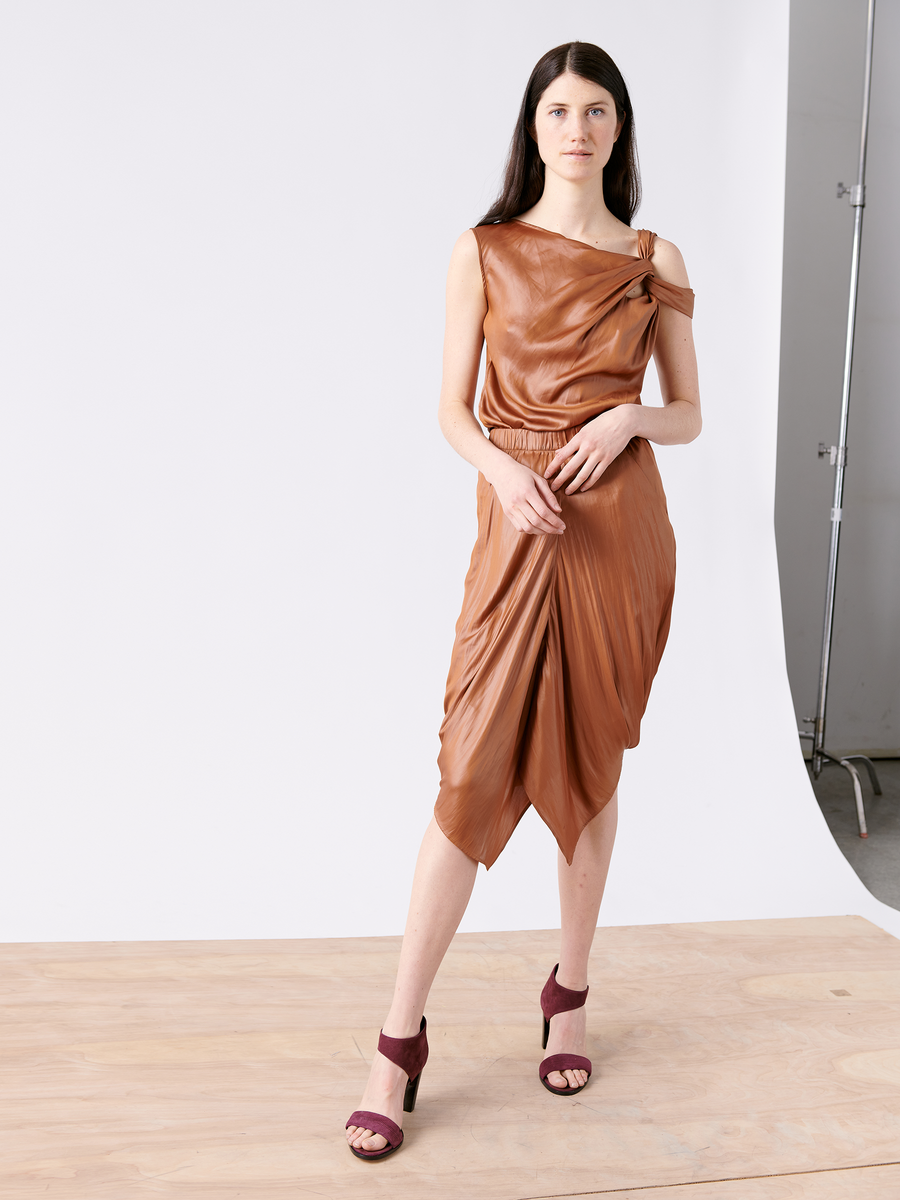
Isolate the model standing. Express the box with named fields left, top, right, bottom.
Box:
left=346, top=40, right=700, bottom=1159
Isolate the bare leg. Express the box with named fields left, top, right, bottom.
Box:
left=544, top=792, right=618, bottom=1090
left=346, top=817, right=478, bottom=1152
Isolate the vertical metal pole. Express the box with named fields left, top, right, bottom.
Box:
left=811, top=0, right=877, bottom=777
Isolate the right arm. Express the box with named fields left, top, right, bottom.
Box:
left=437, top=230, right=565, bottom=535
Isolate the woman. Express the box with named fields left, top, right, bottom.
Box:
left=345, top=40, right=700, bottom=1160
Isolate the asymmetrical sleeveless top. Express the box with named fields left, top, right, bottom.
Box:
left=472, top=221, right=695, bottom=431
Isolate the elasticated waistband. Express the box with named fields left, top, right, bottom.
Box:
left=488, top=425, right=585, bottom=451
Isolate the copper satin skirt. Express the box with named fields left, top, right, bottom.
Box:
left=434, top=426, right=676, bottom=869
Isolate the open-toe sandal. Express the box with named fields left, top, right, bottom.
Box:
left=539, top=964, right=592, bottom=1096
left=345, top=1016, right=428, bottom=1161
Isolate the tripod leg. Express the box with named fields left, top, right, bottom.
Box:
left=840, top=759, right=868, bottom=838
left=842, top=754, right=882, bottom=796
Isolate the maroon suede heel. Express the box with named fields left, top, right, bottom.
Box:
left=539, top=964, right=592, bottom=1096
left=346, top=1016, right=429, bottom=1161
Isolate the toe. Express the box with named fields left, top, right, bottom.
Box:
left=361, top=1132, right=388, bottom=1152
left=546, top=1068, right=587, bottom=1090
left=346, top=1126, right=388, bottom=1152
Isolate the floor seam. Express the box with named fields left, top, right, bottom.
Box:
left=517, top=1156, right=900, bottom=1198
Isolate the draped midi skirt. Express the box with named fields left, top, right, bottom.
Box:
left=434, top=426, right=676, bottom=869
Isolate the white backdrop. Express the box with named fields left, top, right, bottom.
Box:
left=1, top=0, right=896, bottom=942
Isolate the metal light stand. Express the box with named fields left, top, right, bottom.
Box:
left=798, top=0, right=882, bottom=838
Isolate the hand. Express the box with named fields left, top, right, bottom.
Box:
left=544, top=407, right=637, bottom=493
left=488, top=456, right=566, bottom=535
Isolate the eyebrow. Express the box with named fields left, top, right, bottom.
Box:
left=544, top=99, right=608, bottom=108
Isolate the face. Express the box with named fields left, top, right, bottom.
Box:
left=531, top=72, right=623, bottom=183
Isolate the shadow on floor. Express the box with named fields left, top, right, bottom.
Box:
left=809, top=757, right=900, bottom=911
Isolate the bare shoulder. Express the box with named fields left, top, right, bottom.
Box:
left=650, top=236, right=690, bottom=288
left=446, top=228, right=487, bottom=316
left=447, top=228, right=484, bottom=296
left=450, top=227, right=481, bottom=269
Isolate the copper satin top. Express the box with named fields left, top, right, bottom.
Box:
left=473, top=221, right=694, bottom=431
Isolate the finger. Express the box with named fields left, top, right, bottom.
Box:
left=525, top=517, right=565, bottom=535
left=524, top=513, right=565, bottom=535
left=565, top=458, right=603, bottom=493
left=526, top=499, right=566, bottom=533
left=548, top=453, right=584, bottom=490
left=576, top=461, right=610, bottom=491
left=508, top=509, right=548, bottom=535
left=517, top=504, right=565, bottom=535
left=552, top=454, right=588, bottom=491
left=527, top=488, right=566, bottom=528
left=510, top=513, right=561, bottom=535
left=549, top=456, right=578, bottom=484
left=533, top=475, right=563, bottom=512
left=510, top=478, right=564, bottom=524
left=543, top=443, right=578, bottom=479
left=507, top=490, right=564, bottom=531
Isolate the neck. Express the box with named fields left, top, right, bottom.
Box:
left=522, top=173, right=621, bottom=242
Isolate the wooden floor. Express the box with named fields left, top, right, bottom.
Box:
left=2, top=916, right=900, bottom=1198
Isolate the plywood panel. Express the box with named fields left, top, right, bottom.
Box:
left=1, top=916, right=899, bottom=1198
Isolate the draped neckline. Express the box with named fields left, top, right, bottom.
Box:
left=509, top=219, right=648, bottom=261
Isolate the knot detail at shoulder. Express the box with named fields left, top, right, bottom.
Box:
left=639, top=229, right=695, bottom=318
left=637, top=228, right=656, bottom=259
left=645, top=275, right=694, bottom=319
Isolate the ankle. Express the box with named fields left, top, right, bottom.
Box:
left=380, top=1012, right=424, bottom=1040
left=554, top=968, right=588, bottom=993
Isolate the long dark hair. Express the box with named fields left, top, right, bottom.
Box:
left=478, top=42, right=640, bottom=227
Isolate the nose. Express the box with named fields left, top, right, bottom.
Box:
left=568, top=114, right=588, bottom=141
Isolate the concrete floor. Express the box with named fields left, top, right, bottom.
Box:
left=809, top=757, right=900, bottom=911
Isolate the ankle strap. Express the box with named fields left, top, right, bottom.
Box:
left=377, top=1016, right=428, bottom=1080
left=541, top=964, right=589, bottom=1020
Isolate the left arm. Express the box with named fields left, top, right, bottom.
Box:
left=545, top=237, right=701, bottom=493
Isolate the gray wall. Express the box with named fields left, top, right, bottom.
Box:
left=777, top=0, right=899, bottom=755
